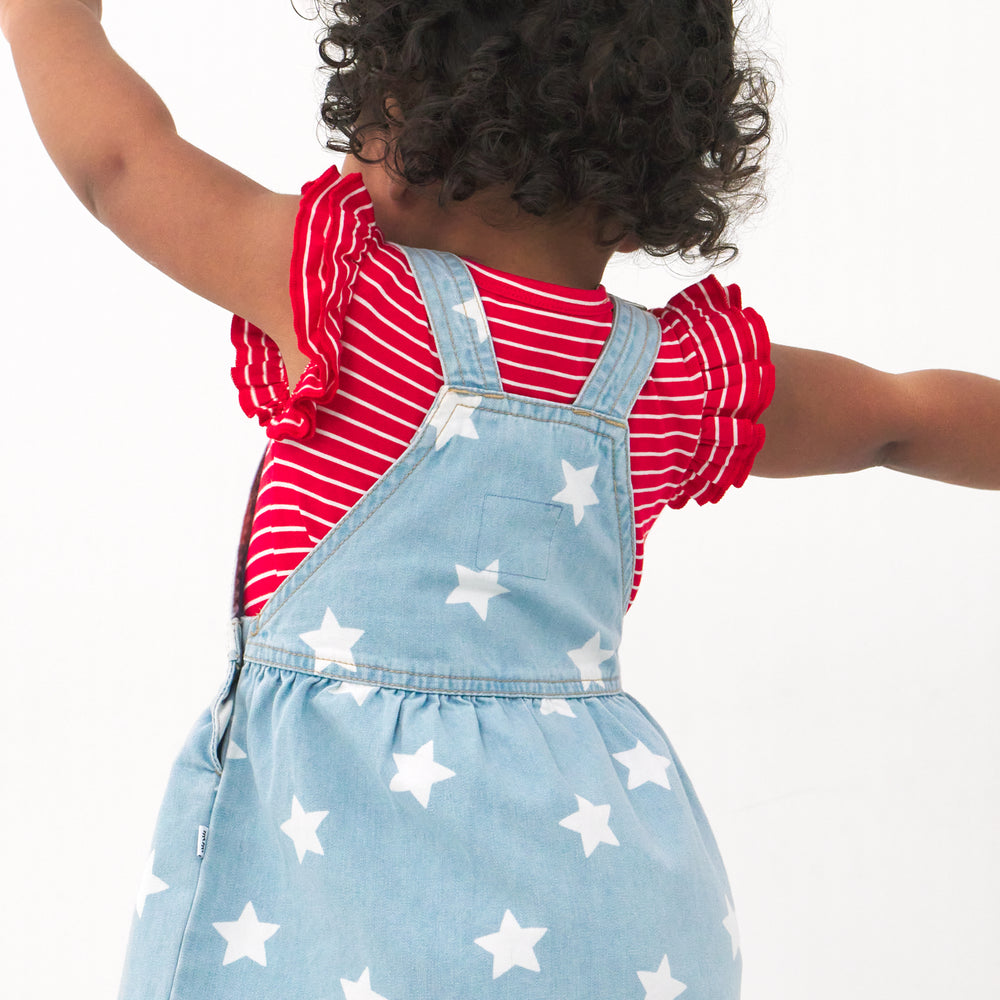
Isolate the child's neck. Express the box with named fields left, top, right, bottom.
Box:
left=343, top=158, right=623, bottom=291
left=404, top=212, right=616, bottom=291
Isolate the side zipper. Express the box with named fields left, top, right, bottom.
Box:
left=209, top=659, right=242, bottom=775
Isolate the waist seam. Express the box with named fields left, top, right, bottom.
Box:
left=240, top=642, right=622, bottom=697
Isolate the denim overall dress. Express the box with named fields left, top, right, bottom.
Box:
left=117, top=248, right=741, bottom=1000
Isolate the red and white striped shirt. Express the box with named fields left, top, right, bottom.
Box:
left=232, top=165, right=774, bottom=618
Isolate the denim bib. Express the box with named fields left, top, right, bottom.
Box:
left=117, top=249, right=742, bottom=1000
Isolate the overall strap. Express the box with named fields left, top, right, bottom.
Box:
left=574, top=295, right=662, bottom=421
left=401, top=247, right=503, bottom=393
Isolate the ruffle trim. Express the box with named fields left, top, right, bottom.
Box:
left=230, top=165, right=377, bottom=441
left=661, top=276, right=775, bottom=509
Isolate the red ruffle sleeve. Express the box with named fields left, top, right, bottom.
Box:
left=230, top=166, right=379, bottom=441
left=653, top=275, right=775, bottom=509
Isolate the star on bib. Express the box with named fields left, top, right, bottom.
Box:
left=300, top=608, right=365, bottom=671
left=446, top=561, right=510, bottom=620
left=430, top=390, right=483, bottom=449
left=567, top=632, right=615, bottom=689
left=552, top=460, right=599, bottom=525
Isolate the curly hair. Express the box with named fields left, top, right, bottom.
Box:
left=316, top=0, right=772, bottom=263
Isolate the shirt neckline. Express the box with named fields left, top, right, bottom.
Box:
left=335, top=165, right=612, bottom=317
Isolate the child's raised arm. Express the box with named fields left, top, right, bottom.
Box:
left=2, top=0, right=300, bottom=365
left=756, top=344, right=1000, bottom=490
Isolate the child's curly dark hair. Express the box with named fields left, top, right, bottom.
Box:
left=317, top=0, right=772, bottom=263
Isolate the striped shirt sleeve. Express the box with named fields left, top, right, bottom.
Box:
left=651, top=276, right=775, bottom=509
left=230, top=165, right=378, bottom=441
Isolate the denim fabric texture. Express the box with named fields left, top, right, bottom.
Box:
left=116, top=248, right=741, bottom=1000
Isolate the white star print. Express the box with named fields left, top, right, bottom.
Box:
left=723, top=896, right=741, bottom=959
left=300, top=608, right=365, bottom=671
left=280, top=795, right=329, bottom=863
left=212, top=901, right=280, bottom=966
left=341, top=967, right=389, bottom=1000
left=446, top=561, right=510, bottom=621
left=452, top=297, right=490, bottom=342
left=539, top=698, right=576, bottom=718
left=225, top=740, right=247, bottom=760
left=135, top=849, right=168, bottom=917
left=474, top=910, right=547, bottom=979
left=567, top=632, right=615, bottom=689
left=558, top=795, right=620, bottom=857
left=613, top=740, right=673, bottom=790
left=334, top=681, right=376, bottom=706
left=552, top=459, right=599, bottom=525
left=429, top=390, right=483, bottom=449
left=637, top=954, right=687, bottom=1000
left=389, top=740, right=455, bottom=807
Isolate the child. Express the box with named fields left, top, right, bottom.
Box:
left=3, top=2, right=998, bottom=999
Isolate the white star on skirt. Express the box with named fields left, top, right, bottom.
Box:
left=212, top=900, right=280, bottom=966
left=637, top=954, right=687, bottom=1000
left=135, top=849, right=168, bottom=917
left=474, top=910, right=548, bottom=979
left=340, top=967, right=390, bottom=1000
left=279, top=794, right=329, bottom=863
left=558, top=795, right=620, bottom=857
left=723, top=896, right=741, bottom=958
left=613, top=740, right=673, bottom=790
left=540, top=698, right=577, bottom=718
left=389, top=740, right=456, bottom=807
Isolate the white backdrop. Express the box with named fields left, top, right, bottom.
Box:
left=2, top=1, right=998, bottom=997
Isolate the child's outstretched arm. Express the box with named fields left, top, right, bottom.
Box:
left=2, top=0, right=303, bottom=375
left=755, top=345, right=1000, bottom=490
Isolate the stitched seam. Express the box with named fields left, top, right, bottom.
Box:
left=259, top=401, right=620, bottom=625
left=241, top=650, right=622, bottom=694
left=608, top=309, right=648, bottom=412
left=574, top=296, right=627, bottom=412
left=422, top=252, right=470, bottom=386
left=609, top=436, right=630, bottom=613
left=259, top=421, right=441, bottom=624
left=443, top=252, right=501, bottom=391
left=609, top=311, right=659, bottom=415
left=476, top=494, right=562, bottom=580
left=613, top=315, right=657, bottom=611
left=467, top=274, right=504, bottom=391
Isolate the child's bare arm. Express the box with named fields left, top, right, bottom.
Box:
left=2, top=0, right=302, bottom=371
left=755, top=345, right=1000, bottom=489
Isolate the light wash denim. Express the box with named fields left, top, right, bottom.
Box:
left=117, top=248, right=741, bottom=999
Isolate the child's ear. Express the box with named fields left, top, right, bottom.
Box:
left=615, top=234, right=642, bottom=254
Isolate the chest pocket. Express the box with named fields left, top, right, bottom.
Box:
left=476, top=493, right=563, bottom=581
